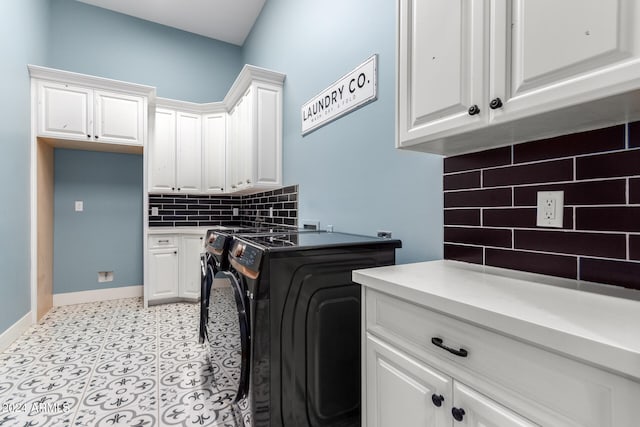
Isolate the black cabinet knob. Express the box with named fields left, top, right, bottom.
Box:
left=171, top=187, right=175, bottom=191
left=489, top=97, right=503, bottom=109
left=431, top=394, right=444, bottom=407
left=94, top=135, right=99, bottom=139
left=87, top=134, right=91, bottom=138
left=468, top=105, right=480, bottom=116
left=452, top=407, right=466, bottom=422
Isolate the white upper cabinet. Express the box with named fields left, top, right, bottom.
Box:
left=38, top=82, right=93, bottom=140
left=148, top=65, right=284, bottom=195
left=175, top=112, right=202, bottom=193
left=225, top=77, right=284, bottom=194
left=203, top=112, right=227, bottom=194
left=149, top=108, right=177, bottom=193
left=94, top=90, right=144, bottom=145
left=397, top=0, right=640, bottom=155
left=37, top=80, right=145, bottom=146
left=150, top=105, right=204, bottom=194
left=397, top=0, right=487, bottom=145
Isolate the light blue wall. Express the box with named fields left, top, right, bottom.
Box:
left=243, top=0, right=443, bottom=263
left=48, top=0, right=243, bottom=102
left=0, top=2, right=50, bottom=332
left=54, top=150, right=143, bottom=293
left=46, top=0, right=244, bottom=296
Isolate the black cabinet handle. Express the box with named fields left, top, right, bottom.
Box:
left=468, top=105, right=480, bottom=116
left=452, top=407, right=465, bottom=422
left=431, top=337, right=468, bottom=357
left=489, top=97, right=503, bottom=109
left=431, top=394, right=444, bottom=407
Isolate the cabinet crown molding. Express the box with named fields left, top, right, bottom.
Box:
left=151, top=65, right=285, bottom=113
left=28, top=64, right=156, bottom=100
left=223, top=65, right=286, bottom=110
left=156, top=97, right=225, bottom=114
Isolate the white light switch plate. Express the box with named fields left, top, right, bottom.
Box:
left=536, top=191, right=564, bottom=228
left=75, top=201, right=83, bottom=212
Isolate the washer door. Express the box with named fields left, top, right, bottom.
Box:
left=208, top=270, right=250, bottom=402
left=199, top=254, right=214, bottom=344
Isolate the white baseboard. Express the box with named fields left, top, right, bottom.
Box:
left=53, top=285, right=143, bottom=306
left=0, top=312, right=32, bottom=352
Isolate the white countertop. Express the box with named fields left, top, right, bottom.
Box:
left=353, top=260, right=640, bottom=380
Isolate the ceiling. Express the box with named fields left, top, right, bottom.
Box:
left=76, top=0, right=266, bottom=46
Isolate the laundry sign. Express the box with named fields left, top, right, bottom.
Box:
left=301, top=54, right=378, bottom=135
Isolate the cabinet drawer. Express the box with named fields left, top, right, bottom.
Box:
left=148, top=235, right=177, bottom=248
left=366, top=289, right=640, bottom=427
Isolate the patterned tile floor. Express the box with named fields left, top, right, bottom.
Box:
left=0, top=298, right=249, bottom=426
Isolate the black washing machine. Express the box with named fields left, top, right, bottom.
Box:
left=227, top=231, right=402, bottom=427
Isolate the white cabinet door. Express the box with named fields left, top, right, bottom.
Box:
left=176, top=112, right=202, bottom=193
left=38, top=81, right=93, bottom=140
left=94, top=90, right=144, bottom=145
left=492, top=0, right=640, bottom=123
left=366, top=336, right=450, bottom=427
left=397, top=0, right=487, bottom=148
left=452, top=381, right=537, bottom=427
left=179, top=235, right=204, bottom=300
left=148, top=247, right=179, bottom=300
left=227, top=104, right=241, bottom=192
left=203, top=113, right=226, bottom=194
left=150, top=109, right=177, bottom=193
left=239, top=89, right=254, bottom=191
left=255, top=84, right=282, bottom=187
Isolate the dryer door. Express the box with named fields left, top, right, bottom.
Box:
left=208, top=270, right=250, bottom=403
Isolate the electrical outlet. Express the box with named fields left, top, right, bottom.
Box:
left=536, top=191, right=564, bottom=228
left=98, top=271, right=114, bottom=283
left=75, top=201, right=83, bottom=212
left=151, top=207, right=159, bottom=216
left=232, top=207, right=239, bottom=216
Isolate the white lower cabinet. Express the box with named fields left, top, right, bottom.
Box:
left=363, top=289, right=640, bottom=427
left=366, top=336, right=534, bottom=427
left=147, top=234, right=204, bottom=302
left=367, top=336, right=450, bottom=427
left=148, top=247, right=179, bottom=300
left=179, top=235, right=204, bottom=300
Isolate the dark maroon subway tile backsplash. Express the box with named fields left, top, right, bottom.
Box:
left=444, top=244, right=483, bottom=265
left=630, top=178, right=640, bottom=204
left=444, top=188, right=512, bottom=208
left=580, top=258, right=640, bottom=290
left=444, top=227, right=512, bottom=248
left=444, top=146, right=511, bottom=173
left=513, top=125, right=625, bottom=163
left=483, top=207, right=573, bottom=229
left=485, top=248, right=577, bottom=279
left=483, top=159, right=573, bottom=188
left=444, top=209, right=481, bottom=226
left=513, top=180, right=626, bottom=206
left=576, top=207, right=640, bottom=232
left=631, top=236, right=640, bottom=261
left=443, top=171, right=481, bottom=190
left=514, top=230, right=626, bottom=259
left=443, top=121, right=640, bottom=291
left=576, top=149, right=640, bottom=179
left=630, top=121, right=640, bottom=148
